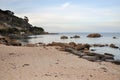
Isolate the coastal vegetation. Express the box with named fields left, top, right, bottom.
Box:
left=0, top=9, right=45, bottom=37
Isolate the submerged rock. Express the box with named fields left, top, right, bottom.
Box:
left=60, top=36, right=68, bottom=39
left=113, top=36, right=117, bottom=39
left=87, top=33, right=102, bottom=38
left=93, top=44, right=107, bottom=47
left=70, top=35, right=80, bottom=38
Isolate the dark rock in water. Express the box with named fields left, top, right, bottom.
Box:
left=0, top=36, right=9, bottom=45
left=104, top=53, right=114, bottom=57
left=70, top=35, right=80, bottom=38
left=109, top=44, right=119, bottom=49
left=87, top=33, right=102, bottom=38
left=91, top=49, right=96, bottom=51
left=82, top=56, right=98, bottom=61
left=60, top=36, right=68, bottom=39
left=113, top=36, right=117, bottom=39
left=93, top=44, right=106, bottom=47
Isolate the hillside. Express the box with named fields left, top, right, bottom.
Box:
left=0, top=9, right=45, bottom=36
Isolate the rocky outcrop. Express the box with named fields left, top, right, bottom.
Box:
left=0, top=36, right=21, bottom=46
left=47, top=42, right=119, bottom=65
left=70, top=35, right=80, bottom=38
left=47, top=42, right=69, bottom=47
left=0, top=9, right=45, bottom=36
left=60, top=36, right=68, bottom=39
left=87, top=33, right=102, bottom=38
left=64, top=47, right=118, bottom=64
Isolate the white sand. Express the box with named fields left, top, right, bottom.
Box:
left=0, top=45, right=120, bottom=80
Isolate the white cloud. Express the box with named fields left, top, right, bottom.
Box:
left=61, top=2, right=71, bottom=8
left=16, top=3, right=120, bottom=32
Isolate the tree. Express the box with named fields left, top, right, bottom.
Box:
left=24, top=16, right=29, bottom=22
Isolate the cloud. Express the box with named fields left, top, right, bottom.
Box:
left=61, top=2, right=70, bottom=8
left=14, top=3, right=120, bottom=32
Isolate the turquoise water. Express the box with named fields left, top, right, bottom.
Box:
left=27, top=33, right=120, bottom=60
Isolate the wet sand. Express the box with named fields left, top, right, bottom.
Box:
left=0, top=44, right=120, bottom=80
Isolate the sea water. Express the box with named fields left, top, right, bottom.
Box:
left=27, top=33, right=120, bottom=60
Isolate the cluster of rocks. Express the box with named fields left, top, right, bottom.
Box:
left=65, top=47, right=120, bottom=65
left=47, top=42, right=120, bottom=65
left=61, top=33, right=119, bottom=39
left=0, top=36, right=21, bottom=46
left=47, top=42, right=90, bottom=51
left=60, top=33, right=102, bottom=39
left=92, top=43, right=119, bottom=49
left=60, top=35, right=80, bottom=39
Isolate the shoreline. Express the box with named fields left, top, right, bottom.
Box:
left=0, top=45, right=120, bottom=80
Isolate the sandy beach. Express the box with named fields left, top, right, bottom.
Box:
left=0, top=44, right=120, bottom=80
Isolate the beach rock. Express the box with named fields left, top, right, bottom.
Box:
left=47, top=42, right=68, bottom=47
left=75, top=44, right=90, bottom=50
left=82, top=56, right=98, bottom=61
left=112, top=60, right=120, bottom=65
left=109, top=44, right=119, bottom=49
left=87, top=33, right=102, bottom=38
left=104, top=53, right=114, bottom=57
left=69, top=42, right=76, bottom=48
left=64, top=47, right=84, bottom=57
left=10, top=40, right=22, bottom=46
left=0, top=36, right=9, bottom=45
left=0, top=36, right=21, bottom=46
left=60, top=36, right=68, bottom=39
left=70, top=35, right=80, bottom=38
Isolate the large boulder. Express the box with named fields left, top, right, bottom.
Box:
left=47, top=42, right=68, bottom=47
left=69, top=42, right=76, bottom=48
left=75, top=44, right=90, bottom=50
left=60, top=36, right=68, bottom=39
left=87, top=33, right=102, bottom=38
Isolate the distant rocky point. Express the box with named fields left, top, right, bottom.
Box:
left=0, top=9, right=45, bottom=38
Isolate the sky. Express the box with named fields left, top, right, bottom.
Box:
left=0, top=0, right=120, bottom=32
